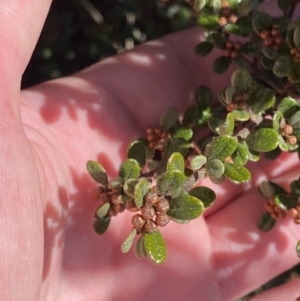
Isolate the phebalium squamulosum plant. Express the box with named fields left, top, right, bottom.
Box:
left=86, top=0, right=300, bottom=265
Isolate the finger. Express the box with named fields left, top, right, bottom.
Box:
left=249, top=278, right=300, bottom=301
left=207, top=168, right=300, bottom=301
left=0, top=0, right=52, bottom=113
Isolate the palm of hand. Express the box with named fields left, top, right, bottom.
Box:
left=2, top=2, right=300, bottom=301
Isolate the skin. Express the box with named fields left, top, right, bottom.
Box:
left=1, top=0, right=300, bottom=300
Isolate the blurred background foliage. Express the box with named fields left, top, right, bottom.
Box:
left=22, top=0, right=300, bottom=299
left=22, top=0, right=195, bottom=88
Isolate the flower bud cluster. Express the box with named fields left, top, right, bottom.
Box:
left=94, top=186, right=125, bottom=216
left=260, top=25, right=283, bottom=50
left=131, top=192, right=171, bottom=234
left=290, top=47, right=300, bottom=64
left=280, top=124, right=297, bottom=146
left=146, top=127, right=169, bottom=150
left=219, top=1, right=238, bottom=26
left=264, top=199, right=286, bottom=220
left=222, top=40, right=241, bottom=59
left=289, top=204, right=300, bottom=224
left=226, top=91, right=249, bottom=111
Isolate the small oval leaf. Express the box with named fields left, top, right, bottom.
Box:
left=168, top=195, right=204, bottom=220
left=93, top=216, right=111, bottom=235
left=167, top=152, right=185, bottom=172
left=206, top=135, right=238, bottom=160
left=134, top=235, right=148, bottom=259
left=296, top=240, right=300, bottom=257
left=231, top=68, right=252, bottom=92
left=134, top=179, right=151, bottom=208
left=257, top=212, right=276, bottom=232
left=195, top=41, right=214, bottom=56
left=189, top=186, right=216, bottom=208
left=160, top=107, right=178, bottom=131
left=246, top=128, right=278, bottom=152
left=121, top=228, right=137, bottom=253
left=156, top=170, right=186, bottom=198
left=127, top=140, right=147, bottom=167
left=96, top=202, right=111, bottom=218
left=119, top=159, right=141, bottom=181
left=86, top=160, right=108, bottom=186
left=143, top=230, right=167, bottom=264
left=224, top=162, right=251, bottom=183
left=190, top=155, right=207, bottom=171
left=273, top=55, right=293, bottom=78
left=205, top=159, right=225, bottom=178
left=213, top=56, right=231, bottom=74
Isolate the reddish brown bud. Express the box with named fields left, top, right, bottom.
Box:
left=234, top=42, right=241, bottom=50
left=230, top=50, right=239, bottom=59
left=281, top=124, right=293, bottom=136
left=219, top=17, right=227, bottom=26
left=222, top=49, right=231, bottom=57
left=287, top=135, right=297, bottom=145
left=156, top=214, right=170, bottom=227
left=141, top=206, right=156, bottom=220
left=290, top=48, right=298, bottom=55
left=228, top=13, right=238, bottom=24
left=145, top=220, right=158, bottom=233
left=260, top=30, right=270, bottom=40
left=264, top=37, right=273, bottom=46
left=111, top=194, right=122, bottom=205
left=221, top=7, right=231, bottom=17
left=155, top=198, right=170, bottom=214
left=126, top=199, right=138, bottom=212
left=131, top=214, right=146, bottom=229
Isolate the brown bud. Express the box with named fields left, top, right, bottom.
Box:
left=145, top=220, right=158, bottom=233
left=219, top=17, right=227, bottom=27
left=93, top=186, right=106, bottom=200
left=100, top=193, right=110, bottom=203
left=126, top=199, right=138, bottom=212
left=234, top=42, right=242, bottom=50
left=275, top=36, right=283, bottom=45
left=260, top=30, right=270, bottom=40
left=111, top=194, right=122, bottom=205
left=264, top=203, right=273, bottom=212
left=281, top=124, right=293, bottom=136
left=156, top=214, right=170, bottom=227
left=114, top=203, right=125, bottom=213
left=155, top=198, right=170, bottom=214
left=294, top=217, right=300, bottom=224
left=222, top=49, right=231, bottom=57
left=292, top=56, right=299, bottom=63
left=220, top=7, right=231, bottom=17
left=154, top=127, right=162, bottom=134
left=271, top=27, right=280, bottom=37
left=287, top=135, right=297, bottom=145
left=228, top=13, right=238, bottom=24
left=145, top=192, right=159, bottom=206
left=264, top=37, right=273, bottom=46
left=290, top=48, right=298, bottom=55
left=225, top=40, right=234, bottom=49
left=146, top=128, right=154, bottom=135
left=131, top=214, right=146, bottom=229
left=271, top=212, right=279, bottom=220
left=141, top=206, right=156, bottom=220
left=222, top=1, right=230, bottom=8
left=290, top=208, right=299, bottom=217
left=230, top=50, right=239, bottom=59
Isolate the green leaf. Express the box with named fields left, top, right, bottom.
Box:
left=169, top=217, right=190, bottom=224
left=196, top=85, right=212, bottom=107
left=278, top=97, right=298, bottom=118
left=160, top=107, right=178, bottom=131
left=288, top=64, right=300, bottom=83
left=236, top=0, right=254, bottom=17
left=168, top=195, right=204, bottom=220
left=288, top=111, right=300, bottom=131
left=247, top=147, right=260, bottom=162
left=246, top=128, right=279, bottom=152
left=277, top=0, right=292, bottom=12
left=134, top=235, right=147, bottom=259
left=189, top=186, right=216, bottom=208
left=205, top=135, right=238, bottom=160
left=257, top=212, right=276, bottom=232
left=240, top=41, right=261, bottom=57
left=274, top=194, right=292, bottom=211
left=231, top=68, right=252, bottom=91
left=231, top=110, right=250, bottom=121
left=232, top=57, right=252, bottom=70
left=121, top=228, right=137, bottom=253
left=247, top=86, right=276, bottom=114
left=172, top=128, right=193, bottom=141
left=134, top=179, right=151, bottom=208
left=190, top=155, right=207, bottom=171
left=231, top=142, right=248, bottom=165
left=86, top=160, right=108, bottom=186
left=93, top=216, right=111, bottom=235
left=167, top=152, right=185, bottom=173
left=195, top=41, right=214, bottom=56
left=123, top=179, right=139, bottom=197
left=193, top=0, right=207, bottom=12
left=95, top=202, right=111, bottom=218
left=262, top=45, right=278, bottom=60
left=225, top=86, right=235, bottom=105
left=182, top=105, right=199, bottom=128
left=197, top=13, right=220, bottom=30
left=252, top=11, right=272, bottom=35
left=143, top=230, right=167, bottom=264
left=119, top=159, right=141, bottom=181
left=294, top=25, right=300, bottom=47
left=208, top=116, right=224, bottom=135
left=223, top=162, right=251, bottom=183
left=273, top=111, right=283, bottom=132
left=273, top=55, right=293, bottom=78
left=156, top=170, right=186, bottom=198
left=213, top=56, right=231, bottom=74
left=205, top=159, right=225, bottom=178
left=127, top=140, right=146, bottom=167
left=223, top=113, right=235, bottom=136
left=261, top=55, right=275, bottom=70
left=210, top=32, right=227, bottom=48
left=107, top=177, right=123, bottom=189
left=296, top=240, right=300, bottom=257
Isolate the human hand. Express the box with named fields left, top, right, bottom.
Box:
left=1, top=1, right=300, bottom=300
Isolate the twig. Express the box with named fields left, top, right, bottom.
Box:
left=77, top=0, right=104, bottom=24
